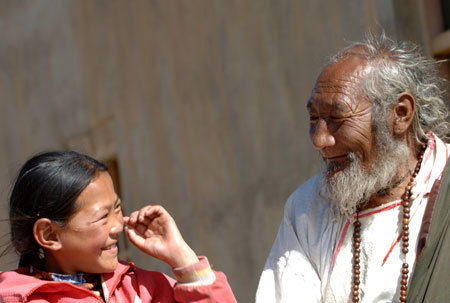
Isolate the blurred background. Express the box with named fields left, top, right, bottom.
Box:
left=0, top=1, right=449, bottom=301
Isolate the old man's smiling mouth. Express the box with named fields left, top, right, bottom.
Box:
left=324, top=155, right=348, bottom=163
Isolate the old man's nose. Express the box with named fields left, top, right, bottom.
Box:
left=310, top=119, right=335, bottom=150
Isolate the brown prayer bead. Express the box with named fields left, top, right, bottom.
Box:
left=348, top=144, right=424, bottom=303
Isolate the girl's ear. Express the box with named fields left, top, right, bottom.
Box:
left=33, top=218, right=62, bottom=251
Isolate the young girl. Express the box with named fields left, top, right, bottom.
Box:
left=0, top=151, right=236, bottom=302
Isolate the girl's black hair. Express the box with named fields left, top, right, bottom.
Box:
left=8, top=151, right=108, bottom=267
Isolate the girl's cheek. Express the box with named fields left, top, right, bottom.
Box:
left=82, top=224, right=109, bottom=241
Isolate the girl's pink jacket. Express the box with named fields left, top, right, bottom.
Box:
left=0, top=257, right=237, bottom=302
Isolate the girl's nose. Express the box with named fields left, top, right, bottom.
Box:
left=110, top=212, right=124, bottom=235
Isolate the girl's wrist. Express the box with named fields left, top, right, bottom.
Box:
left=168, top=244, right=199, bottom=268
left=172, top=256, right=216, bottom=284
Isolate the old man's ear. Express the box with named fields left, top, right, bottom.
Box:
left=392, top=92, right=416, bottom=136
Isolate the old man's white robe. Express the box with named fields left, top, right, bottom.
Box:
left=256, top=135, right=448, bottom=303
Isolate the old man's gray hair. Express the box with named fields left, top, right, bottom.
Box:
left=330, top=34, right=449, bottom=144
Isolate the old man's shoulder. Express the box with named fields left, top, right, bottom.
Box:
left=282, top=174, right=332, bottom=225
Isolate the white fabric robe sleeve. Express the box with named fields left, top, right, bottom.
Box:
left=256, top=195, right=322, bottom=303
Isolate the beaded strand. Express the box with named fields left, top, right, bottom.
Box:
left=351, top=143, right=426, bottom=303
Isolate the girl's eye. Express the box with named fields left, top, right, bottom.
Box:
left=94, top=213, right=108, bottom=223
left=114, top=204, right=122, bottom=214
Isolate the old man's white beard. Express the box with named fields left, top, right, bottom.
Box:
left=320, top=139, right=410, bottom=219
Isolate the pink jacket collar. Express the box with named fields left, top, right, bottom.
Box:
left=0, top=261, right=134, bottom=300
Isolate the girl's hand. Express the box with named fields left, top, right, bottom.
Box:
left=123, top=205, right=199, bottom=268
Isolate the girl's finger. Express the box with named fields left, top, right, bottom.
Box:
left=128, top=204, right=168, bottom=227
left=134, top=222, right=151, bottom=236
left=128, top=210, right=140, bottom=224
left=123, top=217, right=134, bottom=229
left=125, top=227, right=145, bottom=250
left=135, top=206, right=160, bottom=225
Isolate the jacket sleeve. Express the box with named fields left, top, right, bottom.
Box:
left=172, top=256, right=237, bottom=303
left=255, top=196, right=322, bottom=303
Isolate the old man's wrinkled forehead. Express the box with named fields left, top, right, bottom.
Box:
left=308, top=53, right=375, bottom=108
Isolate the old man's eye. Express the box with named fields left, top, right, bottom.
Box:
left=309, top=115, right=319, bottom=122
left=329, top=115, right=345, bottom=122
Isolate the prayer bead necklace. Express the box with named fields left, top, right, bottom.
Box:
left=351, top=143, right=426, bottom=303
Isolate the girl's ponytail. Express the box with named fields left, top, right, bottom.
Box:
left=18, top=250, right=40, bottom=268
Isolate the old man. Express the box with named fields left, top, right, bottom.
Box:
left=256, top=35, right=450, bottom=302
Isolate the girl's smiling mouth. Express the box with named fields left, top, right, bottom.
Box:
left=102, top=243, right=118, bottom=252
